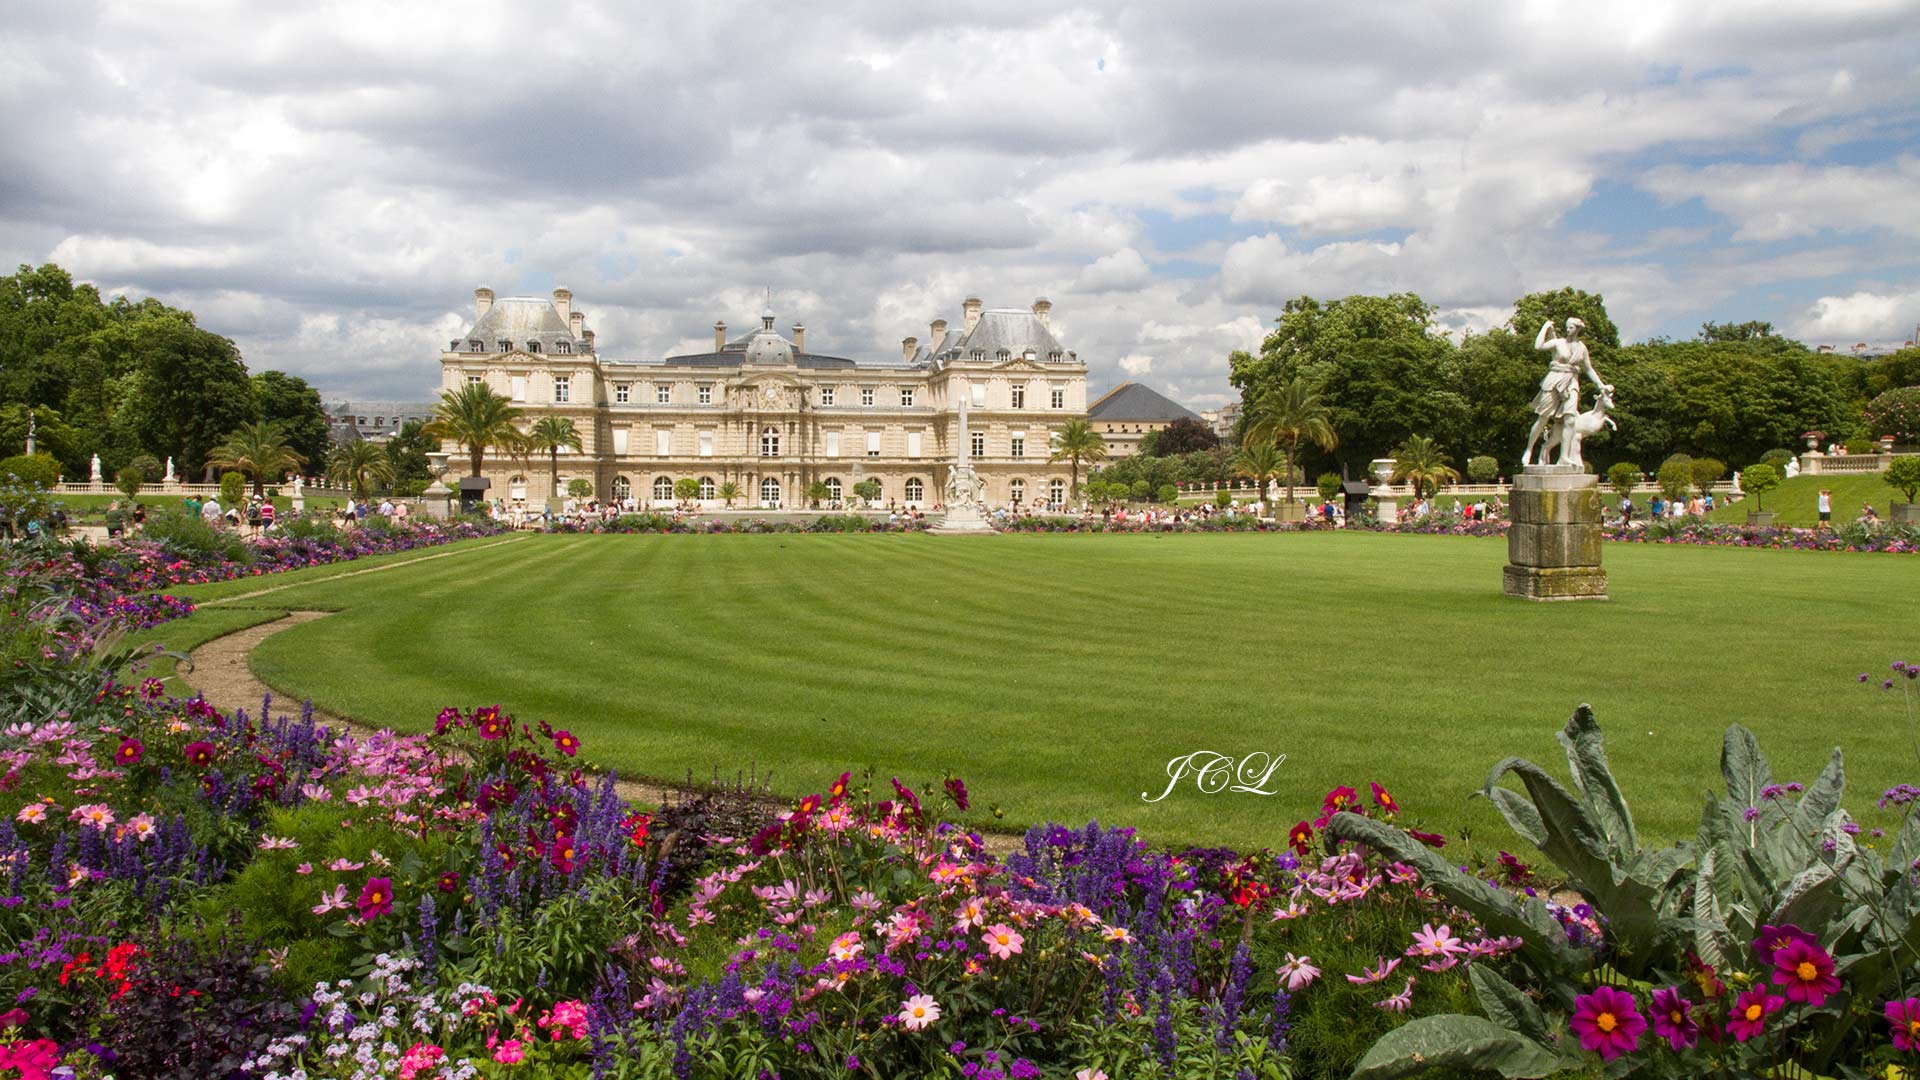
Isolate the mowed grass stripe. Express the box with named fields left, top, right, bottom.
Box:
left=207, top=532, right=1915, bottom=852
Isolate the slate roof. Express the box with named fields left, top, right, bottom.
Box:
left=925, top=310, right=1073, bottom=366
left=1086, top=382, right=1202, bottom=423
left=461, top=298, right=579, bottom=350
left=607, top=352, right=863, bottom=370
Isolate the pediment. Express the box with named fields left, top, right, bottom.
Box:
left=991, top=356, right=1049, bottom=374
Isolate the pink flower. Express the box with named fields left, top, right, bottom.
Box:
left=1407, top=922, right=1465, bottom=959
left=1375, top=976, right=1416, bottom=1013
left=115, top=738, right=144, bottom=766
left=1727, top=987, right=1783, bottom=1042
left=1347, top=957, right=1401, bottom=985
left=357, top=876, right=394, bottom=919
left=1769, top=937, right=1839, bottom=1006
left=1569, top=985, right=1645, bottom=1061
left=982, top=924, right=1024, bottom=961
left=491, top=1038, right=524, bottom=1064
left=1649, top=986, right=1698, bottom=1050
left=1276, top=952, right=1320, bottom=991
left=898, top=993, right=941, bottom=1030
left=1886, top=997, right=1920, bottom=1052
left=312, top=885, right=350, bottom=915
left=398, top=1042, right=445, bottom=1080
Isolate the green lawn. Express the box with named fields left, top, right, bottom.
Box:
left=1704, top=473, right=1904, bottom=527
left=149, top=532, right=1917, bottom=854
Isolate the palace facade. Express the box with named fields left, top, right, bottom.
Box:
left=437, top=288, right=1090, bottom=509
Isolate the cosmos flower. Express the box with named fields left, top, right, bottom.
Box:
left=357, top=876, right=394, bottom=919
left=899, top=994, right=941, bottom=1030
left=1276, top=953, right=1320, bottom=991
left=1375, top=976, right=1415, bottom=1013
left=1649, top=986, right=1698, bottom=1050
left=1727, top=987, right=1784, bottom=1043
left=1769, top=937, right=1839, bottom=1006
left=1887, top=997, right=1920, bottom=1052
left=1569, top=986, right=1645, bottom=1061
left=1347, top=957, right=1400, bottom=985
left=982, top=924, right=1024, bottom=961
left=115, top=738, right=144, bottom=766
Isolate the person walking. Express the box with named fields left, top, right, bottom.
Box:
left=1817, top=488, right=1832, bottom=529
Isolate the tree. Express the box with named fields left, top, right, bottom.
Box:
left=1140, top=416, right=1219, bottom=456
left=0, top=453, right=59, bottom=488
left=219, top=471, right=246, bottom=506
left=1246, top=377, right=1338, bottom=505
left=115, top=464, right=146, bottom=500
left=804, top=480, right=830, bottom=508
left=718, top=480, right=741, bottom=508
left=208, top=420, right=306, bottom=498
left=1689, top=457, right=1726, bottom=496
left=852, top=478, right=881, bottom=506
left=1509, top=287, right=1622, bottom=359
left=566, top=478, right=593, bottom=499
left=118, top=315, right=257, bottom=479
left=326, top=439, right=395, bottom=500
left=1883, top=456, right=1920, bottom=505
left=674, top=478, right=699, bottom=502
left=1656, top=455, right=1694, bottom=501
left=1316, top=472, right=1342, bottom=500
left=1389, top=435, right=1460, bottom=501
left=525, top=416, right=583, bottom=499
left=1467, top=455, right=1499, bottom=484
left=1864, top=386, right=1920, bottom=443
left=1741, top=464, right=1780, bottom=511
left=1048, top=419, right=1106, bottom=497
left=251, top=370, right=331, bottom=468
left=384, top=419, right=437, bottom=494
left=1233, top=441, right=1285, bottom=505
left=426, top=383, right=524, bottom=480
left=1155, top=483, right=1177, bottom=504
left=1606, top=462, right=1640, bottom=502
left=1698, top=320, right=1776, bottom=343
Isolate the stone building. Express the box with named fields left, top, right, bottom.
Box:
left=437, top=289, right=1090, bottom=509
left=326, top=401, right=435, bottom=445
left=1086, top=381, right=1203, bottom=459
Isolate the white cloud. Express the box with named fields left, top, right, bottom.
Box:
left=1790, top=286, right=1920, bottom=346
left=1118, top=353, right=1154, bottom=376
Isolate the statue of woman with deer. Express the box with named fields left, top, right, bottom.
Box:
left=1523, top=317, right=1614, bottom=468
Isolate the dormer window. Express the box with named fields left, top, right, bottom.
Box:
left=997, top=350, right=1011, bottom=362
left=554, top=340, right=571, bottom=354
left=497, top=339, right=511, bottom=352
left=527, top=341, right=541, bottom=354
left=1049, top=351, right=1062, bottom=362
left=468, top=340, right=483, bottom=352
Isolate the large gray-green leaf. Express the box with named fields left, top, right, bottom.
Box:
left=1693, top=844, right=1735, bottom=969
left=1481, top=785, right=1548, bottom=848
left=1889, top=812, right=1920, bottom=879
left=1791, top=749, right=1846, bottom=839
left=1322, top=813, right=1581, bottom=977
left=1557, top=705, right=1638, bottom=858
left=1719, top=723, right=1774, bottom=809
left=1350, top=1014, right=1566, bottom=1080
left=1469, top=965, right=1551, bottom=1047
left=1768, top=861, right=1843, bottom=936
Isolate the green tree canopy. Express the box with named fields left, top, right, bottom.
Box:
left=1048, top=418, right=1107, bottom=497
left=426, top=383, right=524, bottom=479
left=208, top=419, right=306, bottom=497
left=252, top=371, right=331, bottom=468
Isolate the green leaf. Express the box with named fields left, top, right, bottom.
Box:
left=1888, top=810, right=1920, bottom=876
left=1480, top=785, right=1548, bottom=848
left=1719, top=723, right=1774, bottom=810
left=1556, top=705, right=1638, bottom=857
left=1350, top=1014, right=1565, bottom=1080
left=1791, top=749, right=1846, bottom=838
left=1469, top=965, right=1551, bottom=1046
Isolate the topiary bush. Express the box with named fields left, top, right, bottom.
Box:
left=1741, top=463, right=1780, bottom=511
left=1689, top=456, right=1726, bottom=495
left=1759, top=448, right=1795, bottom=470
left=1316, top=471, right=1342, bottom=500
left=1156, top=483, right=1178, bottom=504
left=0, top=452, right=60, bottom=488
left=1885, top=455, right=1920, bottom=504
left=1864, top=385, right=1920, bottom=442
left=1655, top=454, right=1694, bottom=500
left=219, top=470, right=245, bottom=505
left=1605, top=461, right=1639, bottom=501
left=1466, top=455, right=1499, bottom=484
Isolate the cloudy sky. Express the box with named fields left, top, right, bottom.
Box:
left=5, top=0, right=1918, bottom=406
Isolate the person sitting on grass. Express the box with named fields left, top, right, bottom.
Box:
left=1859, top=504, right=1880, bottom=527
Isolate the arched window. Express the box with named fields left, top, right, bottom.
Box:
left=759, top=477, right=781, bottom=508
left=824, top=477, right=842, bottom=503
left=760, top=426, right=780, bottom=457
left=509, top=475, right=528, bottom=503
left=697, top=476, right=715, bottom=500
left=611, top=475, right=631, bottom=501
left=904, top=478, right=924, bottom=505
left=1010, top=478, right=1025, bottom=504
left=1049, top=478, right=1065, bottom=506
left=527, top=341, right=541, bottom=354
left=652, top=476, right=673, bottom=500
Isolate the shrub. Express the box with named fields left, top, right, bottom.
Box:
left=1156, top=483, right=1178, bottom=504
left=1844, top=435, right=1876, bottom=455
left=1316, top=471, right=1343, bottom=500
left=1741, top=463, right=1780, bottom=511
left=114, top=465, right=146, bottom=500
left=219, top=471, right=245, bottom=505
left=1655, top=454, right=1693, bottom=500
left=1466, top=455, right=1499, bottom=483
left=1604, top=461, right=1638, bottom=500
left=141, top=507, right=250, bottom=562
left=1130, top=479, right=1150, bottom=501
left=1885, top=455, right=1920, bottom=503
left=0, top=452, right=60, bottom=488
left=566, top=478, right=593, bottom=498
left=99, top=931, right=300, bottom=1079
left=1758, top=448, right=1795, bottom=470
left=1864, top=384, right=1920, bottom=442
left=1688, top=456, right=1725, bottom=494
left=674, top=477, right=699, bottom=501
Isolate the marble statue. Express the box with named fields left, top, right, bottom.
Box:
left=1784, top=456, right=1800, bottom=478
left=164, top=457, right=176, bottom=483
left=291, top=473, right=304, bottom=493
left=1536, top=385, right=1616, bottom=469
left=1523, top=318, right=1613, bottom=467
left=945, top=392, right=985, bottom=509
left=90, top=453, right=103, bottom=482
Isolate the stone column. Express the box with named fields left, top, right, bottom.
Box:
left=1503, top=465, right=1607, bottom=601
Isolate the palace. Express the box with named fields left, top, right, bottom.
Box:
left=437, top=289, right=1090, bottom=510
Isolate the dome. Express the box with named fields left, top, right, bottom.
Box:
left=744, top=328, right=793, bottom=365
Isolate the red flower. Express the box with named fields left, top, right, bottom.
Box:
left=548, top=837, right=577, bottom=874
left=1288, top=821, right=1314, bottom=855
left=115, top=738, right=144, bottom=766
left=1407, top=828, right=1447, bottom=848
left=552, top=730, right=579, bottom=757
left=623, top=812, right=651, bottom=847
left=1370, top=781, right=1398, bottom=815
left=944, top=777, right=970, bottom=812
left=1769, top=937, right=1839, bottom=1006
left=1726, top=987, right=1783, bottom=1042
left=829, top=772, right=851, bottom=801
left=796, top=794, right=822, bottom=817
left=1569, top=986, right=1645, bottom=1061
left=357, top=876, right=394, bottom=919
left=438, top=871, right=460, bottom=893
left=183, top=741, right=215, bottom=768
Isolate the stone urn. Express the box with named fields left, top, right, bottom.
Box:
left=1746, top=511, right=1777, bottom=527
left=1892, top=503, right=1919, bottom=527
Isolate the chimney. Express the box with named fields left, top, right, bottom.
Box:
left=715, top=321, right=727, bottom=351
left=963, top=297, right=983, bottom=333
left=582, top=329, right=595, bottom=350
left=475, top=287, right=494, bottom=319
left=1031, top=297, right=1051, bottom=327
left=902, top=335, right=918, bottom=360
left=792, top=323, right=806, bottom=352
left=551, top=287, right=572, bottom=322
left=569, top=310, right=585, bottom=337
left=930, top=317, right=947, bottom=344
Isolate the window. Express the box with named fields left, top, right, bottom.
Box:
left=971, top=432, right=985, bottom=458
left=697, top=476, right=715, bottom=500
left=824, top=477, right=841, bottom=503
left=1011, top=384, right=1026, bottom=409
left=866, top=431, right=881, bottom=457
left=553, top=376, right=570, bottom=403
left=497, top=339, right=511, bottom=353
left=612, top=428, right=630, bottom=454
left=467, top=375, right=483, bottom=387
left=375, top=416, right=384, bottom=427
left=656, top=383, right=671, bottom=404
left=824, top=431, right=840, bottom=458
left=899, top=388, right=915, bottom=407
left=698, top=383, right=712, bottom=404
left=1050, top=386, right=1065, bottom=409
left=611, top=475, right=631, bottom=501
left=698, top=431, right=714, bottom=457
left=906, top=431, right=922, bottom=458
left=653, top=476, right=673, bottom=500
left=1049, top=479, right=1065, bottom=505
left=759, top=477, right=781, bottom=508
left=614, top=382, right=630, bottom=404
left=905, top=478, right=924, bottom=504
left=555, top=341, right=571, bottom=354
left=527, top=341, right=541, bottom=354
left=1010, top=478, right=1025, bottom=504
left=861, top=386, right=875, bottom=407
left=510, top=374, right=528, bottom=401
left=996, top=349, right=1010, bottom=362
left=971, top=383, right=986, bottom=407
left=509, top=475, right=528, bottom=502
left=761, top=426, right=780, bottom=457
left=468, top=340, right=483, bottom=352
left=1010, top=432, right=1025, bottom=458
left=1048, top=351, right=1062, bottom=362
left=820, top=386, right=835, bottom=406
left=655, top=429, right=671, bottom=456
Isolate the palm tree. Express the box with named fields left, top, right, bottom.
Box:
left=717, top=480, right=741, bottom=508
left=426, top=383, right=524, bottom=480
left=1234, top=441, right=1286, bottom=508
left=525, top=416, right=582, bottom=500
left=208, top=420, right=307, bottom=498
left=1390, top=434, right=1461, bottom=502
left=1049, top=419, right=1107, bottom=498
left=1246, top=378, right=1337, bottom=505
left=326, top=440, right=396, bottom=500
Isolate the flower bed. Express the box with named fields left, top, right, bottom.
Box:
left=1366, top=515, right=1920, bottom=552
left=554, top=512, right=929, bottom=534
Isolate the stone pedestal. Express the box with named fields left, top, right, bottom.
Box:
left=1503, top=466, right=1607, bottom=601
left=929, top=505, right=994, bottom=534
